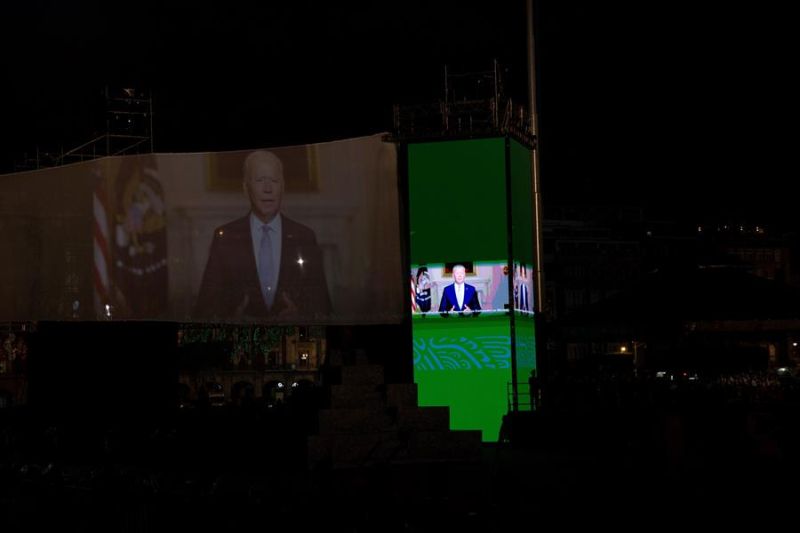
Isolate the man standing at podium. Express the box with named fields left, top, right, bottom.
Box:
left=438, top=264, right=481, bottom=313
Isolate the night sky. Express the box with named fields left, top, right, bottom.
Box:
left=1, top=1, right=794, bottom=227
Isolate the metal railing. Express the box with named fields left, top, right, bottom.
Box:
left=507, top=381, right=534, bottom=412
left=392, top=96, right=535, bottom=147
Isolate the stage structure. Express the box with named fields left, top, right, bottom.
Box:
left=393, top=62, right=542, bottom=441
left=14, top=88, right=154, bottom=172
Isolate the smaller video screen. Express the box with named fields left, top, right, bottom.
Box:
left=410, top=261, right=511, bottom=316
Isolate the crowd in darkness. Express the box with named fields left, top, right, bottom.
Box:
left=536, top=369, right=800, bottom=413
left=2, top=360, right=800, bottom=530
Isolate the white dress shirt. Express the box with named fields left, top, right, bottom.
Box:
left=455, top=282, right=464, bottom=309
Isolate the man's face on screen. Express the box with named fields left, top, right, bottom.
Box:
left=245, top=156, right=284, bottom=223
left=453, top=266, right=466, bottom=284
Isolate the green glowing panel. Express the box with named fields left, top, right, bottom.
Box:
left=408, top=137, right=538, bottom=441
left=408, top=139, right=507, bottom=264
left=413, top=313, right=512, bottom=441
left=510, top=139, right=534, bottom=266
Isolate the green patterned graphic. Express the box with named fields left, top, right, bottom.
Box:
left=413, top=314, right=512, bottom=441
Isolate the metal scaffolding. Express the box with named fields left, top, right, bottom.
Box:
left=13, top=87, right=153, bottom=171
left=391, top=60, right=535, bottom=147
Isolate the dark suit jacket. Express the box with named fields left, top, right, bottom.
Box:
left=194, top=214, right=331, bottom=321
left=438, top=283, right=481, bottom=312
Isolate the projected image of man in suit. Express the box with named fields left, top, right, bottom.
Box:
left=194, top=150, right=331, bottom=321
left=438, top=264, right=481, bottom=314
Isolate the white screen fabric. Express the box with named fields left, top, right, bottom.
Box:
left=0, top=134, right=403, bottom=324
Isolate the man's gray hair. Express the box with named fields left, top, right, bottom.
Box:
left=243, top=150, right=284, bottom=180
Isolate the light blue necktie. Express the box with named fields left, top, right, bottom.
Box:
left=259, top=225, right=275, bottom=309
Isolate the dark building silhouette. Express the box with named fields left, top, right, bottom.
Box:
left=543, top=205, right=800, bottom=374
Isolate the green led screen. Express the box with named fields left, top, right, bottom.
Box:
left=408, top=138, right=536, bottom=441
left=412, top=314, right=511, bottom=441
left=510, top=139, right=535, bottom=266
left=409, top=138, right=508, bottom=263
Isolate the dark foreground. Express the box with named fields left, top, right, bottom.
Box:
left=2, top=374, right=799, bottom=531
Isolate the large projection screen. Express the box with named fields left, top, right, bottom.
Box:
left=409, top=138, right=513, bottom=442
left=409, top=137, right=538, bottom=441
left=0, top=134, right=404, bottom=325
